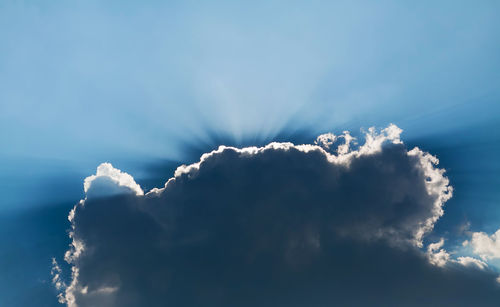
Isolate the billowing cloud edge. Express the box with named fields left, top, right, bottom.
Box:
left=53, top=124, right=494, bottom=306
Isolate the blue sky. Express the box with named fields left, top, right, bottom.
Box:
left=1, top=0, right=499, bottom=209
left=1, top=1, right=500, bottom=306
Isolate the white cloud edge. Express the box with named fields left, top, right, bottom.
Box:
left=83, top=162, right=144, bottom=197
left=168, top=124, right=403, bottom=181
left=456, top=256, right=488, bottom=270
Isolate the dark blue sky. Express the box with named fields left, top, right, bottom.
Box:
left=1, top=1, right=500, bottom=306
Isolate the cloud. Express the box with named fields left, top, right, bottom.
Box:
left=426, top=238, right=450, bottom=267
left=54, top=125, right=500, bottom=306
left=83, top=162, right=144, bottom=198
left=314, top=132, right=336, bottom=149
left=456, top=256, right=488, bottom=270
left=466, top=229, right=500, bottom=260
left=314, top=131, right=354, bottom=155
left=426, top=239, right=488, bottom=270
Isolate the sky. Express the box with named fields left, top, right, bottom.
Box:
left=1, top=0, right=500, bottom=306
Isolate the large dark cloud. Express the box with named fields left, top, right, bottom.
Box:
left=54, top=126, right=500, bottom=306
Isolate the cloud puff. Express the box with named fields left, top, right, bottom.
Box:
left=83, top=162, right=144, bottom=198
left=426, top=239, right=487, bottom=270
left=314, top=130, right=354, bottom=155
left=54, top=125, right=500, bottom=307
left=465, top=229, right=500, bottom=260
left=314, top=132, right=336, bottom=149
